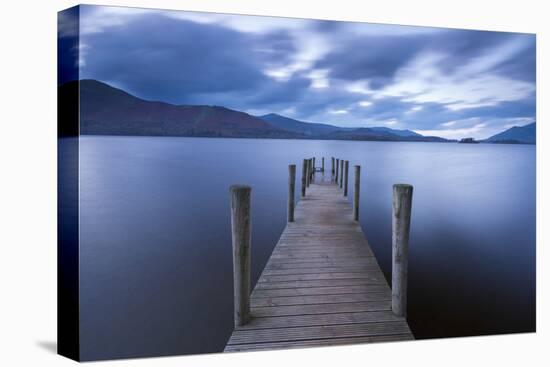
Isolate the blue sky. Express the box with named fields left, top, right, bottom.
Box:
left=75, top=5, right=536, bottom=139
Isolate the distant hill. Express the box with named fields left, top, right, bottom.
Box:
left=258, top=113, right=341, bottom=136
left=326, top=128, right=448, bottom=142
left=369, top=126, right=421, bottom=138
left=60, top=79, right=450, bottom=142
left=485, top=123, right=536, bottom=144
left=65, top=80, right=301, bottom=138
left=258, top=113, right=443, bottom=142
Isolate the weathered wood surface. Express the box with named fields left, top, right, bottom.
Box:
left=225, top=173, right=413, bottom=352
left=392, top=184, right=413, bottom=317
left=229, top=185, right=252, bottom=327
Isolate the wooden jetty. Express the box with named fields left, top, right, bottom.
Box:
left=225, top=158, right=414, bottom=352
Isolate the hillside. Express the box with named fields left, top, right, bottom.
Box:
left=59, top=79, right=450, bottom=142
left=258, top=113, right=441, bottom=142
left=257, top=113, right=341, bottom=136
left=485, top=123, right=536, bottom=144
left=65, top=80, right=300, bottom=138
left=326, top=128, right=447, bottom=142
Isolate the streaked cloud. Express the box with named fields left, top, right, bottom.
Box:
left=307, top=69, right=330, bottom=89
left=77, top=5, right=536, bottom=140
left=328, top=109, right=349, bottom=115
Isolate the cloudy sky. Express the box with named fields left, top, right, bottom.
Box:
left=75, top=5, right=535, bottom=139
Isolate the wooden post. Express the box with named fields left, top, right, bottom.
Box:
left=331, top=157, right=335, bottom=179
left=344, top=160, right=349, bottom=196
left=288, top=165, right=296, bottom=222
left=392, top=184, right=413, bottom=318
left=322, top=157, right=325, bottom=172
left=335, top=159, right=339, bottom=183
left=301, top=159, right=307, bottom=197
left=339, top=159, right=344, bottom=188
left=353, top=165, right=360, bottom=221
left=313, top=157, right=316, bottom=172
left=229, top=185, right=252, bottom=326
left=306, top=159, right=310, bottom=188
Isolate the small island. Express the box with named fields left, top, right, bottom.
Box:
left=459, top=137, right=479, bottom=144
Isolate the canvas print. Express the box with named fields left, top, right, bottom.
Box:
left=58, top=5, right=536, bottom=361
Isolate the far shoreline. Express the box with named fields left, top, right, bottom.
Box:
left=70, top=134, right=535, bottom=146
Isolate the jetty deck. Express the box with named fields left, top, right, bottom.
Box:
left=224, top=172, right=413, bottom=352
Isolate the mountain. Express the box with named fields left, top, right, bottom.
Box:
left=258, top=113, right=444, bottom=142
left=326, top=128, right=448, bottom=142
left=485, top=122, right=536, bottom=144
left=257, top=113, right=341, bottom=136
left=65, top=79, right=301, bottom=138
left=60, top=79, right=449, bottom=142
left=369, top=126, right=421, bottom=138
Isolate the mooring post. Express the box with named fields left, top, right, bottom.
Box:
left=301, top=159, right=307, bottom=197
left=306, top=159, right=310, bottom=188
left=353, top=165, right=360, bottom=221
left=340, top=160, right=344, bottom=188
left=392, top=184, right=413, bottom=318
left=344, top=161, right=349, bottom=196
left=322, top=157, right=325, bottom=172
left=313, top=157, right=316, bottom=172
left=335, top=159, right=339, bottom=183
left=288, top=165, right=296, bottom=222
left=229, top=185, right=252, bottom=326
left=331, top=157, right=335, bottom=179
left=309, top=159, right=313, bottom=186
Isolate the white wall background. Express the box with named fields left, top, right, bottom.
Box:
left=0, top=0, right=547, bottom=366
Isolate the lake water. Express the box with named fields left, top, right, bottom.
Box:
left=76, top=136, right=535, bottom=360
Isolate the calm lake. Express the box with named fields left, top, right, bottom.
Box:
left=77, top=136, right=536, bottom=360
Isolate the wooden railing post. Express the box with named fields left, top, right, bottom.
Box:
left=331, top=157, right=335, bottom=179
left=301, top=159, right=307, bottom=197
left=322, top=157, right=325, bottom=172
left=229, top=185, right=252, bottom=326
left=288, top=165, right=296, bottom=222
left=313, top=157, right=316, bottom=172
left=344, top=160, right=349, bottom=196
left=392, top=184, right=413, bottom=318
left=335, top=159, right=339, bottom=184
left=339, top=159, right=344, bottom=189
left=353, top=165, right=360, bottom=221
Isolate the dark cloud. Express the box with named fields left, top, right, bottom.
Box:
left=494, top=39, right=536, bottom=82
left=82, top=15, right=276, bottom=104
left=317, top=35, right=425, bottom=85
left=317, top=28, right=535, bottom=87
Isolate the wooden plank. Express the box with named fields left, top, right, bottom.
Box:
left=254, top=278, right=390, bottom=290
left=224, top=334, right=413, bottom=352
left=227, top=321, right=411, bottom=345
left=251, top=292, right=391, bottom=307
left=269, top=253, right=374, bottom=260
left=261, top=265, right=382, bottom=276
left=266, top=258, right=378, bottom=266
left=259, top=271, right=386, bottom=283
left=265, top=260, right=378, bottom=269
left=252, top=301, right=391, bottom=317
left=252, top=284, right=389, bottom=298
left=235, top=310, right=403, bottom=330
